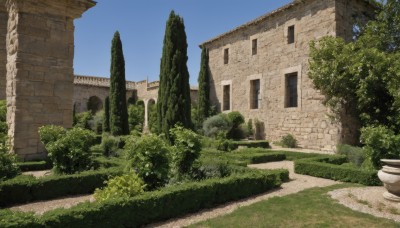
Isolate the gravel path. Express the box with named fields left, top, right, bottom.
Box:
left=147, top=161, right=338, bottom=228
left=329, top=187, right=400, bottom=222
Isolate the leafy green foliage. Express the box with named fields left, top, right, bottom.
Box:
left=38, top=125, right=66, bottom=145
left=0, top=100, right=7, bottom=142
left=280, top=134, right=297, bottom=148
left=294, top=156, right=380, bottom=186
left=203, top=114, right=230, bottom=138
left=103, top=96, right=110, bottom=133
left=39, top=126, right=96, bottom=174
left=148, top=102, right=158, bottom=133
left=361, top=126, right=400, bottom=169
left=100, top=133, right=124, bottom=157
left=0, top=142, right=20, bottom=181
left=124, top=134, right=170, bottom=189
left=226, top=111, right=245, bottom=140
left=157, top=11, right=192, bottom=139
left=110, top=31, right=129, bottom=136
left=91, top=111, right=104, bottom=134
left=336, top=144, right=366, bottom=167
left=170, top=126, right=202, bottom=176
left=196, top=48, right=211, bottom=129
left=128, top=104, right=144, bottom=132
left=94, top=172, right=145, bottom=202
left=74, top=111, right=93, bottom=130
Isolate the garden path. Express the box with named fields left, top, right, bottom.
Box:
left=148, top=161, right=338, bottom=228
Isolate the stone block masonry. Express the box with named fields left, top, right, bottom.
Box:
left=4, top=0, right=95, bottom=160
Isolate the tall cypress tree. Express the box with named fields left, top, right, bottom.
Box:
left=196, top=47, right=210, bottom=128
left=109, top=31, right=129, bottom=136
left=157, top=11, right=191, bottom=138
left=103, top=96, right=110, bottom=132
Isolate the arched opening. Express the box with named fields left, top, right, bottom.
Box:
left=87, top=96, right=103, bottom=114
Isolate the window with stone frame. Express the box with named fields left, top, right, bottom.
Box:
left=285, top=72, right=298, bottom=108
left=288, top=25, right=295, bottom=44
left=250, top=79, right=261, bottom=109
left=252, top=39, right=258, bottom=55
left=224, top=48, right=229, bottom=64
left=223, top=84, right=231, bottom=111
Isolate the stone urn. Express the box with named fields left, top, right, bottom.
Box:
left=378, top=159, right=400, bottom=202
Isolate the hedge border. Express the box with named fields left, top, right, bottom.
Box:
left=0, top=169, right=289, bottom=228
left=17, top=161, right=52, bottom=172
left=0, top=168, right=123, bottom=207
left=294, top=156, right=380, bottom=186
left=231, top=140, right=270, bottom=149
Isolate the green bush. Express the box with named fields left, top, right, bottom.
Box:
left=247, top=119, right=254, bottom=139
left=281, top=134, right=297, bottom=148
left=0, top=169, right=288, bottom=228
left=39, top=126, right=96, bottom=174
left=124, top=134, right=170, bottom=190
left=203, top=114, right=230, bottom=138
left=170, top=126, right=202, bottom=176
left=294, top=156, right=380, bottom=186
left=361, top=125, right=400, bottom=169
left=336, top=144, right=366, bottom=167
left=0, top=100, right=7, bottom=142
left=38, top=125, right=66, bottom=145
left=226, top=111, right=245, bottom=140
left=217, top=139, right=236, bottom=152
left=94, top=172, right=145, bottom=202
left=74, top=111, right=93, bottom=130
left=148, top=103, right=158, bottom=133
left=100, top=133, right=125, bottom=157
left=231, top=140, right=270, bottom=149
left=0, top=142, right=20, bottom=181
left=17, top=161, right=52, bottom=172
left=91, top=111, right=104, bottom=134
left=128, top=104, right=144, bottom=132
left=0, top=167, right=123, bottom=207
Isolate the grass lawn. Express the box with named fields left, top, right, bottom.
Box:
left=189, top=184, right=399, bottom=228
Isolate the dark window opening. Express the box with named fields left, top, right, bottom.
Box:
left=285, top=73, right=298, bottom=108
left=224, top=48, right=229, bottom=64
left=252, top=39, right=258, bottom=55
left=250, top=79, right=261, bottom=109
left=288, top=25, right=295, bottom=44
left=223, top=85, right=231, bottom=111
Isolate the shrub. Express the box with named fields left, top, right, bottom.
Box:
left=281, top=134, right=297, bottom=148
left=217, top=139, right=236, bottom=152
left=170, top=126, right=202, bottom=176
left=74, top=111, right=93, bottom=130
left=124, top=134, right=170, bottom=190
left=0, top=100, right=7, bottom=142
left=94, top=172, right=146, bottom=202
left=226, top=111, right=245, bottom=140
left=38, top=125, right=66, bottom=145
left=128, top=104, right=144, bottom=132
left=17, top=160, right=52, bottom=172
left=91, top=111, right=104, bottom=134
left=203, top=114, right=230, bottom=138
left=361, top=125, right=400, bottom=169
left=247, top=119, right=254, bottom=139
left=294, top=156, right=380, bottom=186
left=336, top=144, right=366, bottom=167
left=0, top=142, right=20, bottom=181
left=40, top=127, right=96, bottom=174
left=148, top=103, right=158, bottom=133
left=100, top=133, right=123, bottom=157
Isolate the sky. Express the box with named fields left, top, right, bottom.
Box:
left=74, top=0, right=292, bottom=85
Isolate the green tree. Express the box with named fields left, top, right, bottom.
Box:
left=103, top=96, right=110, bottom=133
left=109, top=31, right=129, bottom=136
left=157, top=11, right=192, bottom=139
left=196, top=47, right=210, bottom=129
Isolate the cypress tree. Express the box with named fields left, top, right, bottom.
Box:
left=103, top=96, right=110, bottom=132
left=109, top=31, right=129, bottom=136
left=157, top=11, right=191, bottom=138
left=196, top=47, right=210, bottom=128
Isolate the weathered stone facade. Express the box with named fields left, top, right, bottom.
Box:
left=2, top=0, right=95, bottom=160
left=201, top=0, right=376, bottom=151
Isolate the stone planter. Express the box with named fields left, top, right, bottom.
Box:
left=378, top=159, right=400, bottom=202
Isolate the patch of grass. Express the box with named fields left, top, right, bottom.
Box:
left=388, top=207, right=400, bottom=215
left=189, top=184, right=399, bottom=228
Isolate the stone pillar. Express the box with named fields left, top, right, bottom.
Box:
left=6, top=0, right=95, bottom=160
left=0, top=1, right=6, bottom=100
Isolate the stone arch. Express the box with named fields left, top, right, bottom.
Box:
left=87, top=96, right=103, bottom=114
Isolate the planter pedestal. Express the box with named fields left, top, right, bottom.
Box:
left=378, top=159, right=400, bottom=202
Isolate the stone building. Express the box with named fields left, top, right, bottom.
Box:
left=73, top=75, right=198, bottom=129
left=200, top=0, right=376, bottom=151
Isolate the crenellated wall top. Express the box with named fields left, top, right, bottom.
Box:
left=74, top=75, right=159, bottom=90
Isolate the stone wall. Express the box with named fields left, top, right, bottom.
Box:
left=203, top=0, right=374, bottom=151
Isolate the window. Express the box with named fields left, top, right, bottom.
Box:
left=224, top=48, right=229, bottom=64
left=285, top=73, right=298, bottom=108
left=252, top=39, right=258, bottom=55
left=288, top=25, right=295, bottom=44
left=223, top=84, right=231, bottom=111
left=250, top=79, right=260, bottom=109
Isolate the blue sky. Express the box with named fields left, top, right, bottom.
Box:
left=74, top=0, right=292, bottom=85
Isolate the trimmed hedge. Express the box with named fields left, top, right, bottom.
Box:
left=0, top=168, right=123, bottom=207
left=294, top=156, right=380, bottom=186
left=17, top=161, right=52, bottom=172
left=0, top=169, right=288, bottom=228
left=231, top=140, right=270, bottom=149
left=229, top=152, right=286, bottom=164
